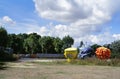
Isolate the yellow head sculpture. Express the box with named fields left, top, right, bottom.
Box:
left=64, top=48, right=78, bottom=62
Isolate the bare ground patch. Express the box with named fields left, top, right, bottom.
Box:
left=0, top=60, right=120, bottom=79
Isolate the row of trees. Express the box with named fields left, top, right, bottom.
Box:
left=0, top=27, right=120, bottom=58
left=0, top=27, right=74, bottom=54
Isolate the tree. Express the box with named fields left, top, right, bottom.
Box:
left=0, top=27, right=8, bottom=60
left=8, top=34, right=23, bottom=54
left=0, top=27, right=17, bottom=61
left=39, top=36, right=55, bottom=54
left=110, top=40, right=120, bottom=58
left=0, top=27, right=8, bottom=48
left=62, top=35, right=74, bottom=50
left=79, top=41, right=84, bottom=48
left=90, top=44, right=101, bottom=55
left=24, top=33, right=41, bottom=54
left=53, top=37, right=63, bottom=53
left=17, top=33, right=29, bottom=40
left=103, top=44, right=111, bottom=49
left=28, top=33, right=41, bottom=39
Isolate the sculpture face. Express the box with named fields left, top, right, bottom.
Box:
left=95, top=47, right=111, bottom=59
left=64, top=48, right=78, bottom=62
left=78, top=47, right=93, bottom=59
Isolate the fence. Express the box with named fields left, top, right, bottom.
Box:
left=19, top=54, right=65, bottom=58
left=37, top=54, right=64, bottom=58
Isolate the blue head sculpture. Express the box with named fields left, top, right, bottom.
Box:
left=78, top=46, right=93, bottom=59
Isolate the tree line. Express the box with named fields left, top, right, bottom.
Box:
left=0, top=27, right=74, bottom=54
left=0, top=27, right=120, bottom=58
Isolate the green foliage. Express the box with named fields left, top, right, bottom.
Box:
left=91, top=44, right=101, bottom=54
left=0, top=62, right=7, bottom=70
left=0, top=27, right=8, bottom=48
left=53, top=37, right=63, bottom=53
left=7, top=33, right=74, bottom=54
left=8, top=34, right=24, bottom=54
left=0, top=27, right=14, bottom=61
left=0, top=27, right=75, bottom=54
left=0, top=51, right=18, bottom=61
left=62, top=35, right=74, bottom=50
left=110, top=40, right=120, bottom=58
left=24, top=33, right=41, bottom=54
left=103, top=44, right=111, bottom=49
left=1, top=27, right=120, bottom=59
left=39, top=36, right=55, bottom=53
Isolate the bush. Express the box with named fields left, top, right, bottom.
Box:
left=0, top=51, right=18, bottom=61
left=110, top=40, right=120, bottom=58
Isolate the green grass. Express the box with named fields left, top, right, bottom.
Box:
left=0, top=62, right=8, bottom=70
left=0, top=74, right=6, bottom=79
left=75, top=58, right=120, bottom=66
left=31, top=58, right=120, bottom=67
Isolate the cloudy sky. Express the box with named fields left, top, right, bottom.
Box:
left=0, top=0, right=120, bottom=46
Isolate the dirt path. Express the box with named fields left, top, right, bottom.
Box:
left=0, top=60, right=120, bottom=79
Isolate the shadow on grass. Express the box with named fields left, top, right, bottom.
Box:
left=0, top=62, right=8, bottom=70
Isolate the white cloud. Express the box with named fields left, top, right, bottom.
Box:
left=2, top=16, right=15, bottom=24
left=73, top=33, right=120, bottom=46
left=34, top=0, right=119, bottom=23
left=113, top=34, right=120, bottom=40
left=33, top=0, right=120, bottom=46
left=0, top=16, right=16, bottom=31
left=33, top=0, right=119, bottom=35
left=0, top=1, right=119, bottom=47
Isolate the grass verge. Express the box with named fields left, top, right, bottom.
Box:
left=0, top=62, right=8, bottom=70
left=31, top=58, right=120, bottom=67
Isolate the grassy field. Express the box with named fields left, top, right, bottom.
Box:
left=0, top=59, right=120, bottom=79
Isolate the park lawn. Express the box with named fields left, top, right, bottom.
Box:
left=0, top=59, right=120, bottom=79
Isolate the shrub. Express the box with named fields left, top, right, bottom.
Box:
left=0, top=51, right=18, bottom=61
left=110, top=40, right=120, bottom=58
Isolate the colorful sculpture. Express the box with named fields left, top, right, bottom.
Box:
left=78, top=47, right=93, bottom=59
left=64, top=48, right=78, bottom=62
left=95, top=47, right=111, bottom=59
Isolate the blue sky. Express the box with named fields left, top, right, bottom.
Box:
left=0, top=0, right=120, bottom=46
left=0, top=0, right=34, bottom=20
left=109, top=12, right=120, bottom=34
left=0, top=0, right=52, bottom=25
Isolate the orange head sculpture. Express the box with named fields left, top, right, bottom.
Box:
left=95, top=47, right=111, bottom=59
